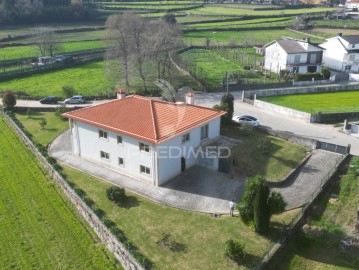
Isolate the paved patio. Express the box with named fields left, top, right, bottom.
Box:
left=49, top=130, right=245, bottom=214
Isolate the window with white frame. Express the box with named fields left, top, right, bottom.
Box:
left=118, top=157, right=124, bottom=166
left=140, top=165, right=150, bottom=175
left=345, top=65, right=352, bottom=71
left=100, top=151, right=109, bottom=160
left=349, top=54, right=355, bottom=61
left=139, top=142, right=150, bottom=152
left=117, top=135, right=123, bottom=144
left=182, top=132, right=190, bottom=143
left=99, top=130, right=108, bottom=140
left=201, top=124, right=209, bottom=140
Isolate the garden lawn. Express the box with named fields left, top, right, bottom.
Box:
left=63, top=166, right=284, bottom=270
left=272, top=157, right=359, bottom=270
left=15, top=111, right=69, bottom=146
left=0, top=118, right=121, bottom=270
left=259, top=91, right=359, bottom=113
left=221, top=126, right=309, bottom=181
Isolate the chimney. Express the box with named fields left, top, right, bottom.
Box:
left=185, top=92, right=195, bottom=105
left=116, top=89, right=126, bottom=99
left=337, top=32, right=342, bottom=37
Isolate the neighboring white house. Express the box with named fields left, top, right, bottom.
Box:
left=263, top=38, right=324, bottom=74
left=62, top=94, right=226, bottom=186
left=346, top=0, right=359, bottom=9
left=320, top=34, right=359, bottom=73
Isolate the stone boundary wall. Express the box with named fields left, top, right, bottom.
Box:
left=245, top=82, right=359, bottom=98
left=3, top=115, right=144, bottom=270
left=254, top=99, right=315, bottom=122
left=292, top=79, right=332, bottom=86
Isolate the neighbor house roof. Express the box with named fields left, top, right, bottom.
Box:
left=340, top=35, right=359, bottom=44
left=62, top=95, right=226, bottom=144
left=277, top=39, right=307, bottom=54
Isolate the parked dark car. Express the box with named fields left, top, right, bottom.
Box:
left=40, top=96, right=58, bottom=104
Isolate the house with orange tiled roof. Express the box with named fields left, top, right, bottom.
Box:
left=62, top=93, right=226, bottom=186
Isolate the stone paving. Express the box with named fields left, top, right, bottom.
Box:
left=49, top=130, right=245, bottom=214
left=49, top=130, right=344, bottom=214
left=272, top=150, right=344, bottom=210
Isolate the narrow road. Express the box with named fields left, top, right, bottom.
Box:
left=3, top=91, right=359, bottom=155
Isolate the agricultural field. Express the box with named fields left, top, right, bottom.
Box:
left=0, top=118, right=120, bottom=270
left=183, top=28, right=324, bottom=46
left=0, top=40, right=104, bottom=61
left=186, top=6, right=334, bottom=16
left=259, top=91, right=359, bottom=113
left=180, top=48, right=276, bottom=91
left=271, top=157, right=359, bottom=270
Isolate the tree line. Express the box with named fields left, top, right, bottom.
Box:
left=105, top=12, right=183, bottom=93
left=0, top=0, right=98, bottom=24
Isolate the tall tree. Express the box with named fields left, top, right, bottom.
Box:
left=33, top=27, right=61, bottom=56
left=253, top=180, right=270, bottom=233
left=105, top=13, right=133, bottom=90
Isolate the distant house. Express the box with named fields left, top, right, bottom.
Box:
left=62, top=93, right=226, bottom=186
left=320, top=34, right=359, bottom=73
left=263, top=38, right=324, bottom=74
left=346, top=0, right=359, bottom=9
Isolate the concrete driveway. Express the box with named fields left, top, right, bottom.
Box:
left=49, top=130, right=245, bottom=214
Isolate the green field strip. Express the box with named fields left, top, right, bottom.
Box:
left=0, top=119, right=119, bottom=270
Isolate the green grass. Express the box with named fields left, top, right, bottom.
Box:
left=0, top=118, right=121, bottom=270
left=63, top=165, right=277, bottom=270
left=187, top=6, right=334, bottom=16
left=272, top=157, right=359, bottom=270
left=183, top=29, right=324, bottom=46
left=221, top=126, right=309, bottom=181
left=0, top=61, right=115, bottom=97
left=0, top=40, right=104, bottom=61
left=15, top=111, right=69, bottom=147
left=259, top=91, right=359, bottom=113
left=180, top=48, right=275, bottom=91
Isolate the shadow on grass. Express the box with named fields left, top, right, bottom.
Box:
left=121, top=195, right=140, bottom=209
left=227, top=253, right=262, bottom=269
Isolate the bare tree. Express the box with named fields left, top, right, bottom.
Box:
left=148, top=20, right=183, bottom=81
left=105, top=13, right=133, bottom=90
left=33, top=27, right=61, bottom=56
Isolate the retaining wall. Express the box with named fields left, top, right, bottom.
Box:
left=254, top=99, right=315, bottom=122
left=3, top=115, right=144, bottom=270
left=245, top=82, right=359, bottom=98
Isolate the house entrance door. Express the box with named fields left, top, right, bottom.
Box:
left=181, top=157, right=186, bottom=172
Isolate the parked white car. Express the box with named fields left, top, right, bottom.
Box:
left=64, top=95, right=85, bottom=104
left=232, top=115, right=260, bottom=126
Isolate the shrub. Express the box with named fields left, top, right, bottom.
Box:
left=39, top=118, right=47, bottom=130
left=55, top=105, right=69, bottom=121
left=225, top=239, right=245, bottom=261
left=295, top=72, right=323, bottom=81
left=258, top=138, right=273, bottom=155
left=221, top=93, right=234, bottom=120
left=253, top=180, right=270, bottom=233
left=2, top=90, right=16, bottom=110
left=243, top=65, right=251, bottom=70
left=62, top=85, right=74, bottom=98
left=27, top=108, right=33, bottom=118
left=213, top=103, right=230, bottom=125
left=106, top=186, right=126, bottom=204
left=268, top=191, right=287, bottom=215
left=320, top=67, right=331, bottom=79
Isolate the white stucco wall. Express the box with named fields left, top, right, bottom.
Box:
left=264, top=43, right=287, bottom=73
left=321, top=39, right=347, bottom=71
left=156, top=118, right=221, bottom=186
left=71, top=120, right=155, bottom=184
left=70, top=117, right=222, bottom=186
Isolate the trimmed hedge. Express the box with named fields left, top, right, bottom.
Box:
left=295, top=72, right=323, bottom=81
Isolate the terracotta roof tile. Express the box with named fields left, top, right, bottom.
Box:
left=62, top=95, right=226, bottom=144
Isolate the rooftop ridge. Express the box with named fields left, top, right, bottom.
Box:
left=149, top=98, right=158, bottom=140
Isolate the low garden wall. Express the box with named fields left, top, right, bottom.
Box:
left=292, top=79, right=332, bottom=86
left=245, top=82, right=359, bottom=98
left=253, top=98, right=316, bottom=123
left=3, top=115, right=144, bottom=270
